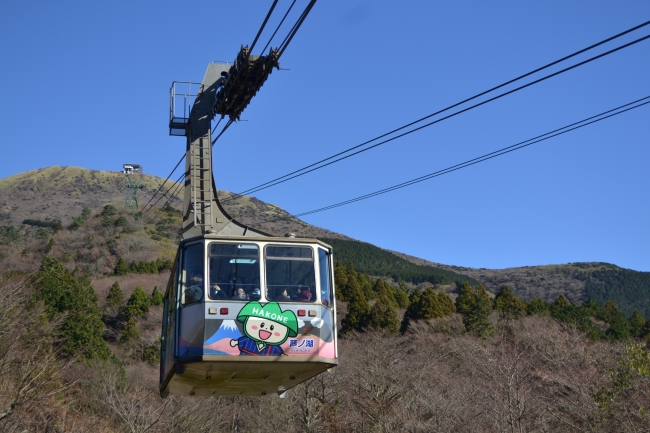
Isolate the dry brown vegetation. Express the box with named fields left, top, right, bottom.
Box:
left=1, top=268, right=650, bottom=432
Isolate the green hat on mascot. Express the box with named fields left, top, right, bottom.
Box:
left=237, top=301, right=299, bottom=338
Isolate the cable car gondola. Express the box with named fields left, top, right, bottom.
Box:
left=161, top=62, right=338, bottom=397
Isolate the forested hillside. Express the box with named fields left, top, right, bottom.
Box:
left=320, top=237, right=479, bottom=287
left=584, top=265, right=650, bottom=317
left=1, top=166, right=650, bottom=431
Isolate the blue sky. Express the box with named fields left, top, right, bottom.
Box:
left=1, top=1, right=649, bottom=271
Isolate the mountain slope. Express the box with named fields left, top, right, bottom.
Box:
left=1, top=166, right=649, bottom=316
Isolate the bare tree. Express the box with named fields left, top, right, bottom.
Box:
left=0, top=275, right=79, bottom=431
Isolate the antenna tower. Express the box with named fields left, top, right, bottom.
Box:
left=123, top=164, right=143, bottom=209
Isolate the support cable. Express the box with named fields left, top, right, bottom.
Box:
left=146, top=175, right=186, bottom=224
left=278, top=0, right=317, bottom=57
left=142, top=172, right=185, bottom=218
left=261, top=0, right=297, bottom=55
left=249, top=0, right=279, bottom=54
left=288, top=96, right=650, bottom=218
left=224, top=30, right=650, bottom=202
left=211, top=117, right=223, bottom=135
left=211, top=119, right=234, bottom=145
left=140, top=154, right=185, bottom=214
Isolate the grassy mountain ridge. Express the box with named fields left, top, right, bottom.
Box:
left=1, top=166, right=648, bottom=316
left=391, top=250, right=650, bottom=316
left=0, top=166, right=345, bottom=239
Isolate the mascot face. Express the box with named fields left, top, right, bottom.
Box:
left=237, top=301, right=298, bottom=346
left=244, top=317, right=291, bottom=345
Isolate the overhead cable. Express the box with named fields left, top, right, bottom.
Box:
left=288, top=96, right=650, bottom=217
left=146, top=174, right=185, bottom=224
left=211, top=119, right=234, bottom=145
left=143, top=172, right=185, bottom=219
left=249, top=0, right=279, bottom=54
left=225, top=21, right=650, bottom=202
left=261, top=0, right=297, bottom=55
left=241, top=95, right=649, bottom=226
left=278, top=0, right=317, bottom=57
left=140, top=154, right=185, bottom=214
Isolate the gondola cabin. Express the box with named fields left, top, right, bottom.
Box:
left=160, top=235, right=337, bottom=397
left=162, top=60, right=338, bottom=398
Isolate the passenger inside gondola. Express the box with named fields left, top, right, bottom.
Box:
left=210, top=283, right=226, bottom=299
left=208, top=242, right=260, bottom=300
left=295, top=288, right=313, bottom=302
left=232, top=287, right=248, bottom=300
left=184, top=273, right=204, bottom=304
left=321, top=288, right=329, bottom=306
left=250, top=287, right=261, bottom=301
left=274, top=288, right=291, bottom=302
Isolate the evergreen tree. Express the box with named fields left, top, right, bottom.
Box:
left=554, top=294, right=571, bottom=308
left=455, top=282, right=476, bottom=316
left=418, top=288, right=445, bottom=319
left=437, top=291, right=456, bottom=315
left=358, top=273, right=375, bottom=300
left=456, top=283, right=494, bottom=337
left=34, top=258, right=109, bottom=359
left=494, top=285, right=527, bottom=319
left=125, top=286, right=150, bottom=319
left=106, top=281, right=124, bottom=308
left=114, top=257, right=128, bottom=276
left=114, top=216, right=128, bottom=228
left=527, top=298, right=549, bottom=316
left=102, top=204, right=117, bottom=217
left=393, top=287, right=410, bottom=309
left=372, top=279, right=398, bottom=310
left=601, top=300, right=631, bottom=340
left=366, top=296, right=400, bottom=333
left=469, top=284, right=495, bottom=337
left=334, top=262, right=349, bottom=301
left=400, top=290, right=422, bottom=334
left=630, top=310, right=646, bottom=338
left=120, top=317, right=140, bottom=345
left=341, top=278, right=370, bottom=333
left=150, top=286, right=164, bottom=307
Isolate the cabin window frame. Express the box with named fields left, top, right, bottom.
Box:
left=318, top=247, right=334, bottom=309
left=264, top=244, right=318, bottom=303
left=180, top=241, right=205, bottom=306
left=207, top=241, right=262, bottom=302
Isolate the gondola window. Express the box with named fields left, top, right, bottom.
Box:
left=209, top=243, right=261, bottom=301
left=181, top=243, right=204, bottom=305
left=265, top=246, right=316, bottom=303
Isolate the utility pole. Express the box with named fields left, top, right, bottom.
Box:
left=123, top=164, right=143, bottom=209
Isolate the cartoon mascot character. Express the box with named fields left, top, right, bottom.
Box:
left=230, top=301, right=298, bottom=356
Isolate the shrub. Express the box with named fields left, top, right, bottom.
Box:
left=119, top=317, right=140, bottom=345
left=106, top=281, right=124, bottom=308
left=125, top=286, right=149, bottom=319
left=34, top=258, right=109, bottom=359
left=150, top=286, right=164, bottom=307
left=114, top=257, right=128, bottom=276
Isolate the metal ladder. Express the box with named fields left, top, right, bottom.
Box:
left=190, top=136, right=213, bottom=229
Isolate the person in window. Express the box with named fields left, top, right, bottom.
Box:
left=321, top=289, right=329, bottom=306
left=210, top=283, right=226, bottom=299
left=185, top=274, right=204, bottom=303
left=232, top=287, right=248, bottom=300
left=295, top=289, right=313, bottom=302
left=275, top=289, right=291, bottom=302
left=250, top=287, right=261, bottom=301
left=290, top=287, right=302, bottom=300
